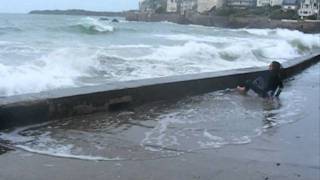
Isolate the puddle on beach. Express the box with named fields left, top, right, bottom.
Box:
left=0, top=64, right=318, bottom=161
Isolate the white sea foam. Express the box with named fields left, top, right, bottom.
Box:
left=0, top=123, right=124, bottom=161
left=108, top=44, right=153, bottom=49
left=156, top=30, right=319, bottom=61
left=242, top=28, right=271, bottom=36
left=0, top=47, right=99, bottom=96
left=275, top=29, right=320, bottom=48
left=16, top=145, right=123, bottom=161
left=154, top=34, right=234, bottom=43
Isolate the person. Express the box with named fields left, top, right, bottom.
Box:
left=237, top=61, right=283, bottom=98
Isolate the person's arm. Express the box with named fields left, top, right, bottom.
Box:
left=274, top=77, right=283, bottom=97
left=278, top=78, right=284, bottom=89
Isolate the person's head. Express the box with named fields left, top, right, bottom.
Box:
left=269, top=61, right=282, bottom=74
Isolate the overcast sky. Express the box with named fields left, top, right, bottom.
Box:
left=0, top=0, right=139, bottom=13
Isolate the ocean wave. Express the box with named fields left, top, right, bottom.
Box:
left=0, top=26, right=22, bottom=34
left=1, top=22, right=319, bottom=97
left=0, top=47, right=101, bottom=96
left=155, top=29, right=319, bottom=61
left=68, top=17, right=114, bottom=34
left=244, top=28, right=320, bottom=48
left=107, top=44, right=153, bottom=49
left=0, top=37, right=312, bottom=97
left=0, top=26, right=22, bottom=32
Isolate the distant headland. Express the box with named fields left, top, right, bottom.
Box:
left=29, top=9, right=126, bottom=17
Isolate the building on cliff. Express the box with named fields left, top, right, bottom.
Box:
left=197, top=0, right=224, bottom=13
left=257, top=0, right=271, bottom=6
left=257, top=0, right=284, bottom=7
left=181, top=0, right=197, bottom=14
left=167, top=0, right=178, bottom=12
left=166, top=0, right=197, bottom=14
left=226, top=0, right=257, bottom=8
left=270, top=0, right=284, bottom=6
left=298, top=0, right=320, bottom=18
left=282, top=0, right=299, bottom=10
left=139, top=0, right=150, bottom=12
left=139, top=0, right=167, bottom=13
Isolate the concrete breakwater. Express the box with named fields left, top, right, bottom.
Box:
left=0, top=53, right=319, bottom=130
left=125, top=13, right=320, bottom=33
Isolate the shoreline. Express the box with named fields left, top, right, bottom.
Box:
left=26, top=10, right=320, bottom=33
left=125, top=12, right=320, bottom=33
left=0, top=62, right=318, bottom=180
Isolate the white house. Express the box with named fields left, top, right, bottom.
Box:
left=298, top=0, right=320, bottom=18
left=282, top=0, right=299, bottom=10
left=257, top=0, right=283, bottom=7
left=270, top=0, right=283, bottom=6
left=257, top=0, right=271, bottom=7
left=197, top=0, right=224, bottom=13
left=167, top=0, right=178, bottom=12
left=226, top=0, right=257, bottom=7
left=181, top=0, right=197, bottom=14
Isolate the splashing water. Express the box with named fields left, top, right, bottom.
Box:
left=0, top=14, right=319, bottom=96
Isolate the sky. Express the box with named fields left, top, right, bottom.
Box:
left=0, top=0, right=139, bottom=13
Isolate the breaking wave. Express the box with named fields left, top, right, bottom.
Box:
left=0, top=26, right=22, bottom=35
left=0, top=37, right=319, bottom=97
left=0, top=47, right=99, bottom=96
left=68, top=17, right=114, bottom=34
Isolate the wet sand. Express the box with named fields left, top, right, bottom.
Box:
left=0, top=64, right=319, bottom=180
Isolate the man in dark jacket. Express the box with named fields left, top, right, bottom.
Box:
left=237, top=61, right=283, bottom=98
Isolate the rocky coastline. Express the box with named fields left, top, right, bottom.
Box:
left=125, top=12, right=320, bottom=33
left=28, top=9, right=320, bottom=33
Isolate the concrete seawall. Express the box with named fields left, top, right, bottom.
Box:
left=0, top=53, right=319, bottom=130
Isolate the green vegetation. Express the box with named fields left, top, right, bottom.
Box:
left=155, top=6, right=166, bottom=14
left=213, top=6, right=300, bottom=20
left=269, top=9, right=299, bottom=20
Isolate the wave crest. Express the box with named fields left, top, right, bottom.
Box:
left=69, top=17, right=114, bottom=34
left=0, top=27, right=22, bottom=34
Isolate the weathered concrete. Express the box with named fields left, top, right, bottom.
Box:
left=125, top=13, right=320, bottom=33
left=0, top=53, right=319, bottom=130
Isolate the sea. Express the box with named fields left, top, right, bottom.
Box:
left=0, top=13, right=319, bottom=161
left=0, top=13, right=319, bottom=97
